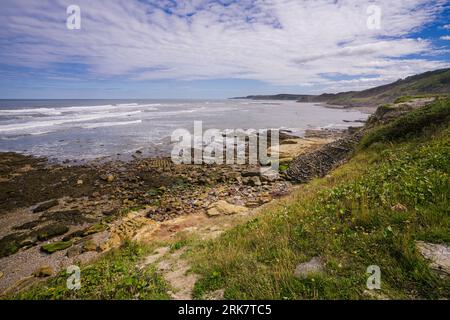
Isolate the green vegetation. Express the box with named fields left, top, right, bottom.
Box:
left=189, top=104, right=450, bottom=299
left=82, top=223, right=107, bottom=236
left=324, top=69, right=450, bottom=108
left=41, top=241, right=72, bottom=254
left=361, top=98, right=450, bottom=147
left=9, top=98, right=450, bottom=300
left=12, top=241, right=170, bottom=300
left=236, top=68, right=450, bottom=108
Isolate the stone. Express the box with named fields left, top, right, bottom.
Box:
left=41, top=241, right=72, bottom=253
left=66, top=245, right=82, bottom=258
left=204, top=289, right=225, bottom=300
left=416, top=241, right=450, bottom=277
left=99, top=233, right=121, bottom=252
left=241, top=169, right=261, bottom=177
left=0, top=271, right=3, bottom=279
left=82, top=223, right=107, bottom=236
left=36, top=224, right=69, bottom=241
left=391, top=203, right=407, bottom=212
left=76, top=179, right=83, bottom=185
left=249, top=176, right=262, bottom=186
left=18, top=236, right=38, bottom=248
left=103, top=208, right=118, bottom=216
left=207, top=200, right=248, bottom=216
left=260, top=168, right=280, bottom=182
left=33, top=265, right=54, bottom=277
left=82, top=240, right=98, bottom=252
left=106, top=174, right=115, bottom=183
left=362, top=289, right=390, bottom=300
left=32, top=199, right=59, bottom=213
left=62, top=229, right=85, bottom=241
left=270, top=137, right=331, bottom=163
left=294, top=257, right=325, bottom=279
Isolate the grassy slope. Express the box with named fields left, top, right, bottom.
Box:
left=190, top=98, right=450, bottom=299
left=234, top=69, right=450, bottom=108
left=8, top=98, right=450, bottom=300
left=11, top=241, right=170, bottom=300
left=323, top=69, right=450, bottom=107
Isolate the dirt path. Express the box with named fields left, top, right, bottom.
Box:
left=128, top=192, right=296, bottom=300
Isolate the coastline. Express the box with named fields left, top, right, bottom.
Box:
left=1, top=96, right=448, bottom=299
left=0, top=127, right=345, bottom=294
left=316, top=102, right=378, bottom=114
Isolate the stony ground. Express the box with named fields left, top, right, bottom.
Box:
left=0, top=129, right=343, bottom=295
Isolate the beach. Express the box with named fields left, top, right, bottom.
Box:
left=0, top=124, right=349, bottom=294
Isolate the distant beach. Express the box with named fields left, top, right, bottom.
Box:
left=0, top=99, right=368, bottom=163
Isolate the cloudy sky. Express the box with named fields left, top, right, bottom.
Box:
left=0, top=0, right=449, bottom=99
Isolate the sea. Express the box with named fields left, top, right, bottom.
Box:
left=0, top=99, right=369, bottom=162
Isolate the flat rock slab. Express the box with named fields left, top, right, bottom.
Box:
left=32, top=199, right=59, bottom=213
left=207, top=200, right=248, bottom=216
left=416, top=241, right=450, bottom=277
left=294, top=257, right=325, bottom=279
left=139, top=246, right=170, bottom=269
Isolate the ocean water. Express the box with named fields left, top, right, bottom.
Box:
left=0, top=99, right=369, bottom=162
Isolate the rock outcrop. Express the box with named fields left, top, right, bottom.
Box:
left=286, top=132, right=363, bottom=183
left=207, top=200, right=248, bottom=216
left=416, top=241, right=450, bottom=277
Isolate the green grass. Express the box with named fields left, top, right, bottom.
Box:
left=360, top=98, right=450, bottom=147
left=8, top=99, right=450, bottom=300
left=10, top=241, right=170, bottom=300
left=189, top=118, right=450, bottom=299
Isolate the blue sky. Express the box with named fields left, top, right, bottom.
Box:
left=0, top=0, right=449, bottom=99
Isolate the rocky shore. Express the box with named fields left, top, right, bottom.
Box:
left=0, top=128, right=350, bottom=294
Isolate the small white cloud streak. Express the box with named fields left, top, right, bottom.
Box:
left=0, top=0, right=449, bottom=92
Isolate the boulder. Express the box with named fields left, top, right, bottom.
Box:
left=33, top=265, right=54, bottom=277
left=81, top=240, right=98, bottom=252
left=207, top=200, right=248, bottom=216
left=36, top=223, right=69, bottom=241
left=260, top=168, right=279, bottom=182
left=66, top=245, right=82, bottom=258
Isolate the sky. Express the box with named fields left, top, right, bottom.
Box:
left=0, top=0, right=449, bottom=99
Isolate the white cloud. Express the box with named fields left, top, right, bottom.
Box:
left=440, top=35, right=450, bottom=40
left=0, top=0, right=448, bottom=92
